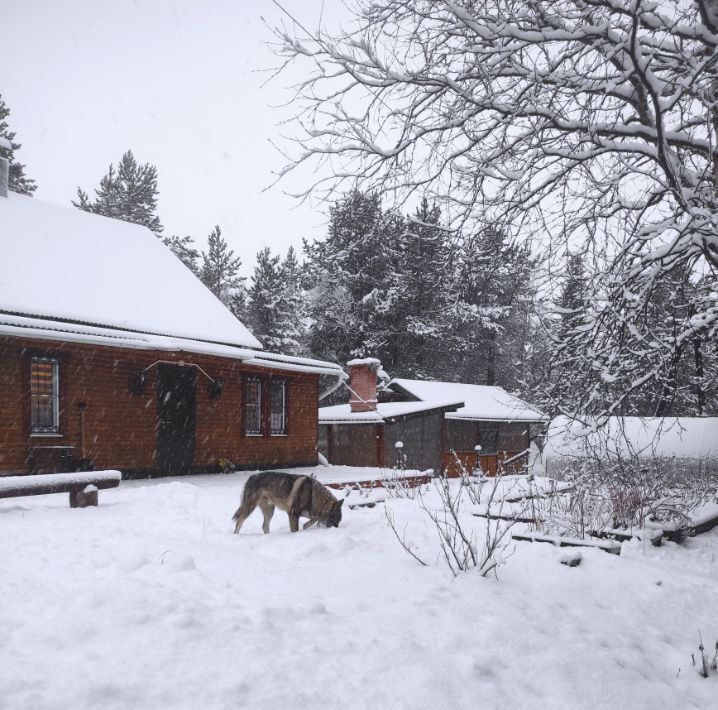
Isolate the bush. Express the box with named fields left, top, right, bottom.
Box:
left=540, top=453, right=718, bottom=537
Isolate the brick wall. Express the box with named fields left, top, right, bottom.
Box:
left=0, top=336, right=319, bottom=475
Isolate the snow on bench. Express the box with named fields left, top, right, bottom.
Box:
left=512, top=531, right=622, bottom=555
left=0, top=470, right=122, bottom=508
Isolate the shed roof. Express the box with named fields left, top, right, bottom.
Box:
left=318, top=399, right=463, bottom=424
left=389, top=378, right=547, bottom=423
left=0, top=192, right=261, bottom=349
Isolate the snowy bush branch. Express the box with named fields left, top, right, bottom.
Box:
left=384, top=464, right=522, bottom=578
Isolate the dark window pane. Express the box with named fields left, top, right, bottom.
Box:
left=270, top=380, right=286, bottom=435
left=30, top=358, right=59, bottom=433
left=477, top=429, right=498, bottom=455
left=245, top=379, right=262, bottom=435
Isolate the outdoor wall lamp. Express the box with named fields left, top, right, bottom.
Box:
left=128, top=370, right=147, bottom=395
left=208, top=377, right=224, bottom=400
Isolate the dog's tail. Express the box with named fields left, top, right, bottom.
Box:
left=232, top=474, right=259, bottom=521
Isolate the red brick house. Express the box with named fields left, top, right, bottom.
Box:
left=0, top=178, right=343, bottom=476
left=319, top=359, right=547, bottom=475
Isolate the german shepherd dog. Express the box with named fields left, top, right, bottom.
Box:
left=232, top=471, right=343, bottom=534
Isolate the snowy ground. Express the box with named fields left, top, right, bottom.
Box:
left=2, top=466, right=717, bottom=710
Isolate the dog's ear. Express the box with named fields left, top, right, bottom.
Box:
left=338, top=498, right=344, bottom=508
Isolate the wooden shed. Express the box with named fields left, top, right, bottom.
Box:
left=319, top=360, right=547, bottom=476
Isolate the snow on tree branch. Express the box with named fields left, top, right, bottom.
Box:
left=271, top=0, right=718, bottom=420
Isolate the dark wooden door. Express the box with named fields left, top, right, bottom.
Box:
left=156, top=364, right=196, bottom=474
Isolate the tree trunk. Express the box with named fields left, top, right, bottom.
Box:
left=694, top=338, right=705, bottom=416
left=486, top=335, right=496, bottom=386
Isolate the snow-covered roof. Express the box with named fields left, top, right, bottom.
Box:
left=0, top=312, right=344, bottom=377
left=318, top=399, right=463, bottom=424
left=544, top=416, right=718, bottom=460
left=0, top=192, right=261, bottom=349
left=389, top=378, right=547, bottom=423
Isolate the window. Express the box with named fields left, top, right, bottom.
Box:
left=30, top=358, right=60, bottom=434
left=270, top=380, right=287, bottom=436
left=477, top=428, right=498, bottom=455
left=244, top=378, right=262, bottom=435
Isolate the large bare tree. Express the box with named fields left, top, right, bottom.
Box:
left=272, top=0, right=718, bottom=420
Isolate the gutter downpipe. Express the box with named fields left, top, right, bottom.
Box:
left=319, top=369, right=348, bottom=401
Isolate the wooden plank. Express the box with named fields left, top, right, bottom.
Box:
left=473, top=511, right=540, bottom=524
left=512, top=532, right=622, bottom=555
left=503, top=484, right=573, bottom=504
left=325, top=474, right=432, bottom=491
left=0, top=477, right=119, bottom=499
left=688, top=510, right=718, bottom=537
left=0, top=471, right=121, bottom=500
left=589, top=528, right=663, bottom=547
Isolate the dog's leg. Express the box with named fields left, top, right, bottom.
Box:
left=232, top=497, right=257, bottom=534
left=259, top=499, right=275, bottom=534
left=288, top=513, right=300, bottom=533
left=303, top=519, right=318, bottom=530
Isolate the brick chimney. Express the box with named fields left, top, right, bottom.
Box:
left=347, top=358, right=381, bottom=412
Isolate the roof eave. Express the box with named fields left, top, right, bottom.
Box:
left=445, top=413, right=548, bottom=423
left=0, top=316, right=343, bottom=376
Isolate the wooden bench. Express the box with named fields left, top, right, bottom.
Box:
left=512, top=531, right=622, bottom=555
left=0, top=470, right=122, bottom=508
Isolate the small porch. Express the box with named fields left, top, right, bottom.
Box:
left=441, top=418, right=537, bottom=477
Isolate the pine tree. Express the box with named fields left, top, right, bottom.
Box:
left=304, top=191, right=403, bottom=366
left=302, top=190, right=540, bottom=393
left=449, top=226, right=534, bottom=387
left=246, top=247, right=286, bottom=351
left=635, top=266, right=718, bottom=416
left=558, top=254, right=589, bottom=337
left=199, top=226, right=245, bottom=312
left=163, top=235, right=200, bottom=275
left=279, top=246, right=308, bottom=354
left=74, top=150, right=163, bottom=236
left=0, top=94, right=37, bottom=195
left=395, top=198, right=452, bottom=377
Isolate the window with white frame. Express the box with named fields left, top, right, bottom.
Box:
left=30, top=357, right=60, bottom=434
left=244, top=377, right=262, bottom=435
left=270, top=379, right=287, bottom=436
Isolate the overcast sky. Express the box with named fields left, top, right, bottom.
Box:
left=2, top=0, right=343, bottom=275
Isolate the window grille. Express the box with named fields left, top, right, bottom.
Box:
left=270, top=380, right=287, bottom=435
left=30, top=358, right=60, bottom=433
left=245, top=378, right=262, bottom=435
